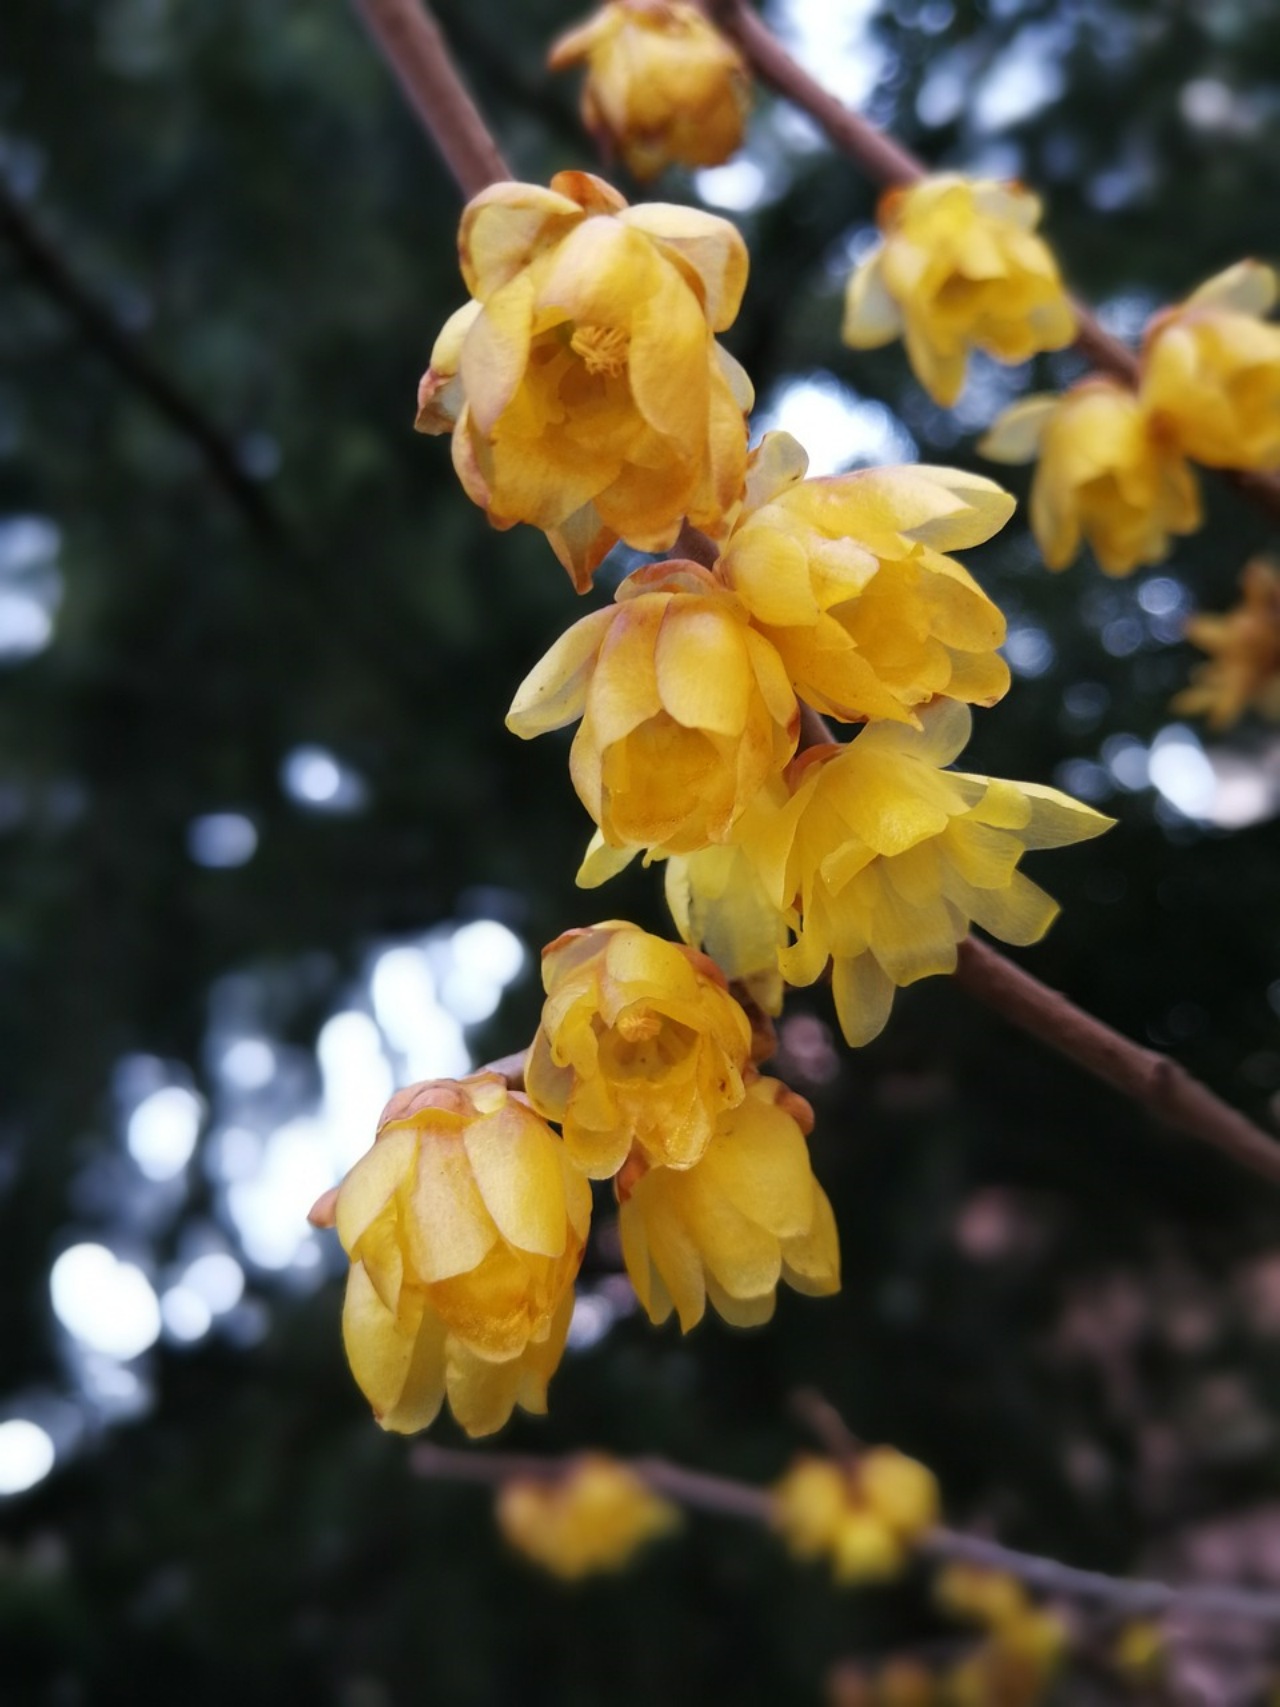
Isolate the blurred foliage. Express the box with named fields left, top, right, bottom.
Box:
left=4, top=0, right=1280, bottom=1702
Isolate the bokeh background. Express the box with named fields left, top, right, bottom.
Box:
left=5, top=0, right=1280, bottom=1701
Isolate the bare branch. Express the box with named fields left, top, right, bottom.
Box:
left=351, top=0, right=510, bottom=197
left=952, top=937, right=1280, bottom=1187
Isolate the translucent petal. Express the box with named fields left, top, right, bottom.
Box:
left=978, top=395, right=1058, bottom=463
left=831, top=952, right=897, bottom=1048
left=655, top=603, right=751, bottom=734
left=464, top=1104, right=570, bottom=1258
left=841, top=251, right=903, bottom=348
left=335, top=1126, right=419, bottom=1254
left=404, top=1136, right=496, bottom=1283
left=444, top=1339, right=524, bottom=1438
left=506, top=608, right=614, bottom=737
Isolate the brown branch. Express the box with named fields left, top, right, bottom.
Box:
left=0, top=177, right=284, bottom=549
left=922, top=1528, right=1280, bottom=1623
left=702, top=0, right=1280, bottom=525
left=351, top=0, right=510, bottom=197
left=410, top=1441, right=773, bottom=1521
left=411, top=1438, right=1280, bottom=1621
left=953, top=937, right=1280, bottom=1186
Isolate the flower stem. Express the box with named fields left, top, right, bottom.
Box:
left=351, top=0, right=510, bottom=197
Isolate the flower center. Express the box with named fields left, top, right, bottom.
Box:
left=570, top=323, right=630, bottom=378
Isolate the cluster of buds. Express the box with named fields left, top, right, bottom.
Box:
left=772, top=1448, right=940, bottom=1585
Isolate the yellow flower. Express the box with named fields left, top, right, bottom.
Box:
left=524, top=920, right=753, bottom=1178
left=618, top=1074, right=838, bottom=1330
left=319, top=1073, right=591, bottom=1439
left=718, top=432, right=1014, bottom=721
left=662, top=838, right=788, bottom=1016
left=772, top=1447, right=939, bottom=1586
left=506, top=560, right=798, bottom=855
left=495, top=1454, right=680, bottom=1580
left=735, top=701, right=1112, bottom=1047
left=1142, top=261, right=1280, bottom=470
left=1174, top=556, right=1280, bottom=729
left=980, top=380, right=1202, bottom=576
left=934, top=1563, right=1034, bottom=1631
left=549, top=1, right=749, bottom=182
left=415, top=170, right=752, bottom=589
left=842, top=175, right=1075, bottom=407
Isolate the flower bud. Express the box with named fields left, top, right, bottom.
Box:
left=325, top=1073, right=591, bottom=1438
left=496, top=1453, right=679, bottom=1579
left=549, top=1, right=749, bottom=182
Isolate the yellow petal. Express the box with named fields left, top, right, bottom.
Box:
left=506, top=607, right=614, bottom=738
left=464, top=1103, right=572, bottom=1258
left=654, top=601, right=751, bottom=734
left=842, top=250, right=902, bottom=348
left=781, top=1183, right=840, bottom=1295
left=460, top=181, right=584, bottom=299
left=978, top=395, right=1058, bottom=463
left=831, top=951, right=896, bottom=1047
left=404, top=1135, right=496, bottom=1283
left=1185, top=259, right=1278, bottom=316
left=443, top=1338, right=525, bottom=1438
left=335, top=1126, right=419, bottom=1254
left=343, top=1264, right=447, bottom=1433
left=619, top=201, right=750, bottom=330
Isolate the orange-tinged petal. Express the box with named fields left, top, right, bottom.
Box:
left=506, top=607, right=614, bottom=738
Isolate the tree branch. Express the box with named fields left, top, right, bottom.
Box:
left=952, top=937, right=1280, bottom=1186
left=701, top=0, right=1280, bottom=525
left=410, top=1439, right=1280, bottom=1622
left=0, top=176, right=285, bottom=550
left=351, top=0, right=510, bottom=197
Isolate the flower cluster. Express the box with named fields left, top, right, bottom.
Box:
left=321, top=924, right=838, bottom=1436
left=982, top=261, right=1280, bottom=576
left=331, top=150, right=1115, bottom=1437
left=511, top=427, right=1109, bottom=1046
left=496, top=1454, right=679, bottom=1579
left=772, top=1448, right=940, bottom=1584
left=549, top=1, right=749, bottom=183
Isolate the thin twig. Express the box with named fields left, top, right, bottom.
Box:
left=922, top=1528, right=1280, bottom=1623
left=411, top=1439, right=1280, bottom=1622
left=701, top=0, right=1280, bottom=524
left=351, top=0, right=510, bottom=197
left=0, top=177, right=284, bottom=549
left=952, top=937, right=1280, bottom=1186
left=410, top=1441, right=773, bottom=1520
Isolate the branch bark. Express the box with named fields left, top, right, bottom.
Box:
left=351, top=0, right=510, bottom=197
left=953, top=937, right=1280, bottom=1186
